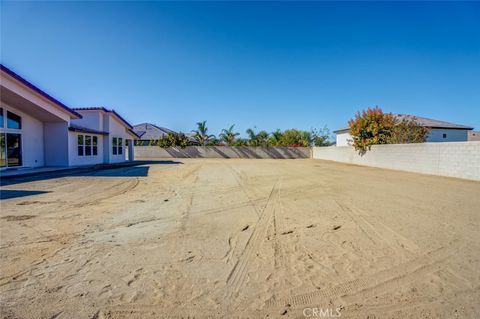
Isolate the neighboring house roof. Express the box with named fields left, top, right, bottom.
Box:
left=334, top=114, right=474, bottom=133
left=128, top=128, right=141, bottom=139
left=68, top=123, right=109, bottom=135
left=73, top=107, right=134, bottom=130
left=133, top=123, right=177, bottom=140
left=395, top=114, right=474, bottom=130
left=185, top=132, right=200, bottom=144
left=0, top=64, right=82, bottom=119
left=333, top=128, right=352, bottom=134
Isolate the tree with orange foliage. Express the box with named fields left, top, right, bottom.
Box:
left=348, top=107, right=396, bottom=153
left=389, top=117, right=429, bottom=144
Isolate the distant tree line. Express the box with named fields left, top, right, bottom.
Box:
left=137, top=107, right=430, bottom=152
left=139, top=120, right=333, bottom=148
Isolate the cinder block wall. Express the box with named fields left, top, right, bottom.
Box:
left=312, top=142, right=480, bottom=181
left=135, top=146, right=311, bottom=159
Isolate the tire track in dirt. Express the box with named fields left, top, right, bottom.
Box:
left=335, top=200, right=421, bottom=259
left=270, top=183, right=290, bottom=271
left=340, top=286, right=480, bottom=319
left=176, top=164, right=202, bottom=233
left=266, top=240, right=460, bottom=308
left=97, top=304, right=225, bottom=319
left=228, top=165, right=264, bottom=218
left=72, top=178, right=140, bottom=208
left=224, top=171, right=281, bottom=302
left=149, top=163, right=203, bottom=310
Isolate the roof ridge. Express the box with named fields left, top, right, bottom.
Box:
left=73, top=107, right=133, bottom=129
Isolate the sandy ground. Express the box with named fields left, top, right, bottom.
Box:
left=0, top=158, right=479, bottom=319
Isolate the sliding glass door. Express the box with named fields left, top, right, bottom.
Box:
left=7, top=133, right=22, bottom=167
left=1, top=107, right=23, bottom=168
left=0, top=133, right=22, bottom=168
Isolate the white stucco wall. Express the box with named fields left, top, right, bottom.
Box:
left=1, top=103, right=45, bottom=168
left=312, top=142, right=480, bottom=181
left=335, top=132, right=352, bottom=146
left=68, top=131, right=104, bottom=166
left=44, top=122, right=70, bottom=166
left=70, top=111, right=104, bottom=132
left=72, top=110, right=135, bottom=164
left=105, top=114, right=128, bottom=164
left=0, top=105, right=135, bottom=168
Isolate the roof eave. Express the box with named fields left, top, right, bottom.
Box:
left=333, top=128, right=350, bottom=134
left=128, top=129, right=141, bottom=139
left=1, top=64, right=82, bottom=119
left=68, top=126, right=109, bottom=135
left=428, top=126, right=474, bottom=130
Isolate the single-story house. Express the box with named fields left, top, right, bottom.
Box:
left=133, top=122, right=199, bottom=145
left=1, top=64, right=138, bottom=170
left=334, top=114, right=474, bottom=147
left=133, top=122, right=177, bottom=145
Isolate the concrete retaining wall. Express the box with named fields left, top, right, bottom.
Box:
left=135, top=146, right=311, bottom=159
left=312, top=142, right=480, bottom=181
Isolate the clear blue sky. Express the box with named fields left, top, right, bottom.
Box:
left=1, top=1, right=479, bottom=136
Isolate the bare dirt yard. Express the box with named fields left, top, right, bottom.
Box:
left=1, top=159, right=479, bottom=318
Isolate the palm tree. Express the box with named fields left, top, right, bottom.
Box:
left=246, top=128, right=269, bottom=147
left=246, top=128, right=258, bottom=146
left=269, top=129, right=284, bottom=147
left=192, top=121, right=215, bottom=146
left=256, top=130, right=270, bottom=147
left=219, top=124, right=240, bottom=146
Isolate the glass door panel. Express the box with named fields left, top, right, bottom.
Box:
left=0, top=133, right=5, bottom=167
left=6, top=133, right=22, bottom=167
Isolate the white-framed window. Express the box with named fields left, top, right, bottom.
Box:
left=93, top=136, right=98, bottom=155
left=0, top=107, right=22, bottom=130
left=77, top=134, right=98, bottom=156
left=85, top=135, right=92, bottom=155
left=118, top=138, right=122, bottom=155
left=77, top=135, right=84, bottom=156
left=112, top=137, right=123, bottom=155
left=7, top=110, right=22, bottom=129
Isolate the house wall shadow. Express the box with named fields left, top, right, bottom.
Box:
left=0, top=190, right=50, bottom=200
left=0, top=160, right=183, bottom=186
left=88, top=166, right=150, bottom=177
